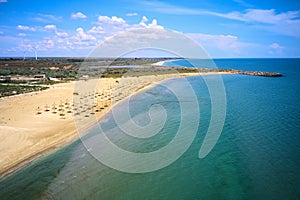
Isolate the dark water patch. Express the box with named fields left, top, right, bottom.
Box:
left=0, top=140, right=81, bottom=200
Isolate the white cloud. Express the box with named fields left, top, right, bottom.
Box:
left=14, top=40, right=33, bottom=52
left=147, top=19, right=163, bottom=29
left=139, top=1, right=300, bottom=37
left=89, top=28, right=214, bottom=58
left=142, top=16, right=148, bottom=21
left=187, top=33, right=258, bottom=57
left=98, top=15, right=126, bottom=24
left=31, top=13, right=62, bottom=23
left=217, top=9, right=300, bottom=37
left=11, top=15, right=165, bottom=55
left=0, top=0, right=8, bottom=2
left=44, top=24, right=57, bottom=31
left=268, top=42, right=284, bottom=55
left=142, top=1, right=299, bottom=25
left=44, top=24, right=68, bottom=37
left=140, top=0, right=297, bottom=24
left=269, top=43, right=282, bottom=49
left=95, top=15, right=129, bottom=36
left=214, top=9, right=300, bottom=24
left=138, top=16, right=163, bottom=29
left=17, top=25, right=36, bottom=31
left=56, top=38, right=64, bottom=43
left=76, top=27, right=96, bottom=41
left=0, top=31, right=4, bottom=34
left=126, top=13, right=138, bottom=16
left=139, top=16, right=148, bottom=26
left=56, top=31, right=68, bottom=37
left=32, top=39, right=55, bottom=51
left=44, top=39, right=54, bottom=49
left=88, top=26, right=105, bottom=35
left=253, top=17, right=300, bottom=38
left=18, top=33, right=26, bottom=37
left=56, top=15, right=165, bottom=52
left=93, top=15, right=164, bottom=35
left=71, top=12, right=87, bottom=19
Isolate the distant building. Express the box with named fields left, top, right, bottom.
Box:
left=33, top=74, right=48, bottom=81
left=0, top=76, right=11, bottom=82
left=34, top=74, right=47, bottom=79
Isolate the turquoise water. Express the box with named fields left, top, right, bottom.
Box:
left=0, top=59, right=299, bottom=199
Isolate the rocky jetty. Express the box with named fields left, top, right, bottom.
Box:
left=219, top=69, right=283, bottom=77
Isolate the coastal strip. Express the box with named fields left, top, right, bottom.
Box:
left=151, top=59, right=283, bottom=77
left=0, top=72, right=217, bottom=179
left=0, top=67, right=282, bottom=179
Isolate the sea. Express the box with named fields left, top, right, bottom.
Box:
left=0, top=58, right=299, bottom=199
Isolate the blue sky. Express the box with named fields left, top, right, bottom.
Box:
left=0, top=0, right=299, bottom=58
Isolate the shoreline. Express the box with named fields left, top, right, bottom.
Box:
left=151, top=58, right=183, bottom=66
left=0, top=76, right=166, bottom=179
left=0, top=72, right=232, bottom=179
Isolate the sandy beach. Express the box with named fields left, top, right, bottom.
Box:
left=151, top=59, right=182, bottom=66
left=0, top=72, right=229, bottom=178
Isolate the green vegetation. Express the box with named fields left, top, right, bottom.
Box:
left=32, top=80, right=62, bottom=85
left=0, top=84, right=48, bottom=97
left=0, top=57, right=173, bottom=79
left=78, top=66, right=201, bottom=78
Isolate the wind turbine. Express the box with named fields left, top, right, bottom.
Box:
left=34, top=46, right=38, bottom=60
left=23, top=51, right=26, bottom=60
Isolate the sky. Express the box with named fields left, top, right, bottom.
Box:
left=0, top=0, right=299, bottom=58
